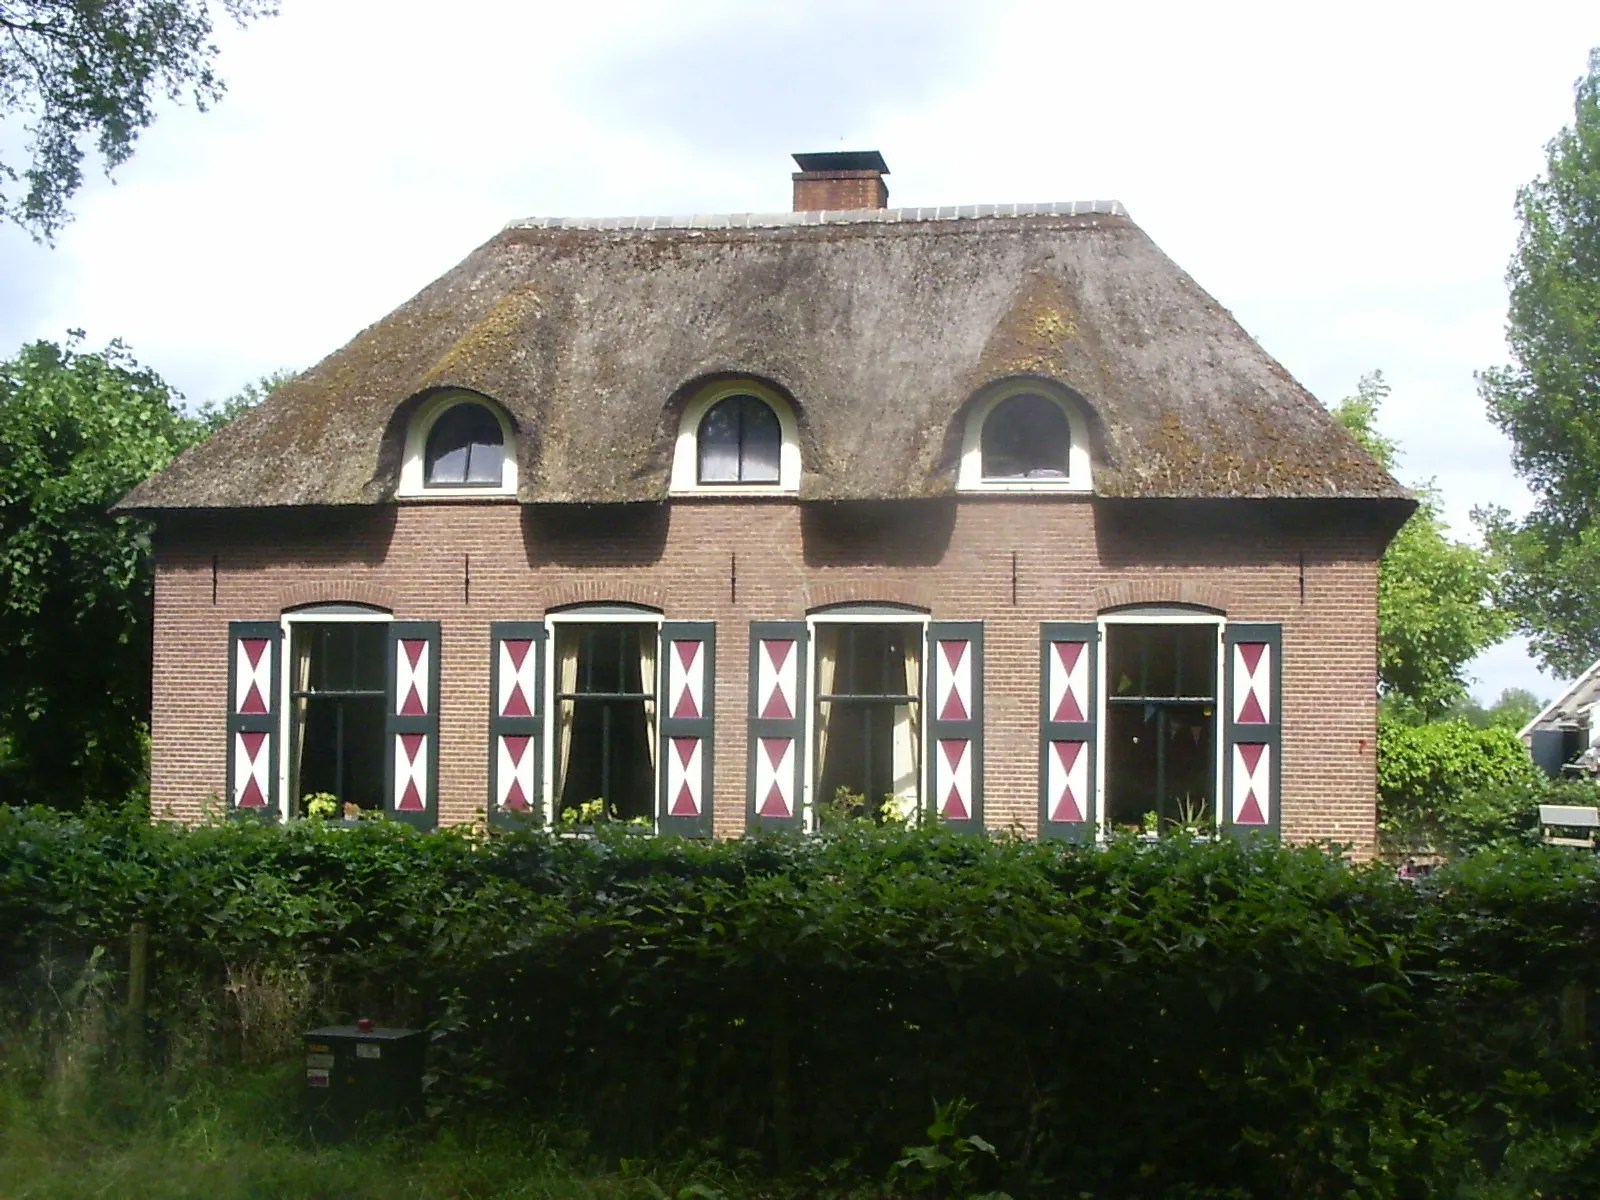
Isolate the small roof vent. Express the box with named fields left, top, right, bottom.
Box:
left=792, top=150, right=890, bottom=212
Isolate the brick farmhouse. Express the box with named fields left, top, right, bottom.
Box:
left=118, top=153, right=1411, bottom=852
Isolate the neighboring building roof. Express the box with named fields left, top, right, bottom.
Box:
left=1520, top=659, right=1600, bottom=738
left=119, top=203, right=1409, bottom=510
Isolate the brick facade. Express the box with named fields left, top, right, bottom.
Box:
left=150, top=496, right=1383, bottom=854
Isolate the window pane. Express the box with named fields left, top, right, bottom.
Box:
left=463, top=440, right=505, bottom=485
left=298, top=622, right=385, bottom=693
left=426, top=403, right=504, bottom=486
left=738, top=397, right=782, bottom=483
left=1107, top=624, right=1215, bottom=700
left=981, top=394, right=1071, bottom=479
left=697, top=399, right=742, bottom=483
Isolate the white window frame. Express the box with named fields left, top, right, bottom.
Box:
left=1096, top=611, right=1226, bottom=841
left=543, top=607, right=665, bottom=831
left=957, top=380, right=1093, bottom=493
left=398, top=389, right=519, bottom=499
left=804, top=608, right=931, bottom=830
left=670, top=380, right=801, bottom=496
left=276, top=605, right=395, bottom=821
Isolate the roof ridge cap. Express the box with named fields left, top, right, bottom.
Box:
left=502, top=200, right=1129, bottom=233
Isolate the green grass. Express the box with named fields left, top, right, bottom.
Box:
left=0, top=1063, right=768, bottom=1200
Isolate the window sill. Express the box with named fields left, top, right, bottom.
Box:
left=394, top=489, right=519, bottom=503
left=667, top=485, right=799, bottom=499
left=956, top=480, right=1093, bottom=494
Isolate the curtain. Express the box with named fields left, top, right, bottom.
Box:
left=814, top=625, right=839, bottom=805
left=290, top=627, right=314, bottom=813
left=891, top=630, right=921, bottom=819
left=639, top=627, right=657, bottom=772
left=555, top=631, right=581, bottom=803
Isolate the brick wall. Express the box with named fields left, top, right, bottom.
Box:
left=151, top=496, right=1383, bottom=854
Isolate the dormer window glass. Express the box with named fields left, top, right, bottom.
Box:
left=697, top=394, right=782, bottom=484
left=425, top=403, right=505, bottom=487
left=981, top=393, right=1071, bottom=480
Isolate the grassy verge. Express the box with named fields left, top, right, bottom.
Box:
left=0, top=1062, right=765, bottom=1200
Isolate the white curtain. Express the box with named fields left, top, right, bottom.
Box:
left=555, top=631, right=581, bottom=804
left=891, top=631, right=921, bottom=819
left=290, top=627, right=314, bottom=812
left=814, top=626, right=839, bottom=801
left=639, top=628, right=657, bottom=772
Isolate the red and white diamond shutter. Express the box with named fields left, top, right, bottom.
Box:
left=747, top=621, right=807, bottom=832
left=1223, top=623, right=1281, bottom=837
left=659, top=621, right=715, bottom=837
left=1040, top=622, right=1098, bottom=842
left=385, top=621, right=441, bottom=830
left=928, top=621, right=984, bottom=831
left=226, top=620, right=281, bottom=818
left=488, top=621, right=545, bottom=826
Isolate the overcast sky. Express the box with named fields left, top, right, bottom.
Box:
left=1, top=1, right=1595, bottom=704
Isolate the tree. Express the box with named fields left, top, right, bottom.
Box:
left=0, top=336, right=209, bottom=806
left=1444, top=686, right=1545, bottom=730
left=1333, top=372, right=1508, bottom=721
left=0, top=0, right=278, bottom=241
left=1479, top=49, right=1600, bottom=677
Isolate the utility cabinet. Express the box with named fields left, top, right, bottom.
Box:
left=303, top=1022, right=426, bottom=1140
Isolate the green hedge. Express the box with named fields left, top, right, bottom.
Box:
left=3, top=806, right=1599, bottom=1197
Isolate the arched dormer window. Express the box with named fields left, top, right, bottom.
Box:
left=957, top=380, right=1092, bottom=492
left=699, top=394, right=781, bottom=483
left=670, top=379, right=801, bottom=494
left=398, top=389, right=518, bottom=498
left=426, top=403, right=504, bottom=486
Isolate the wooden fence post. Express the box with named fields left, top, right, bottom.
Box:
left=125, top=921, right=149, bottom=1069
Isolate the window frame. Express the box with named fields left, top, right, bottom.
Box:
left=804, top=608, right=931, bottom=829
left=398, top=390, right=518, bottom=499
left=276, top=605, right=394, bottom=821
left=957, top=380, right=1093, bottom=493
left=543, top=606, right=665, bottom=831
left=670, top=380, right=801, bottom=496
left=1096, top=611, right=1225, bottom=840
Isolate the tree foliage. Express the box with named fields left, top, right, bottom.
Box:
left=1444, top=686, right=1545, bottom=731
left=1332, top=372, right=1508, bottom=720
left=1479, top=49, right=1600, bottom=676
left=0, top=0, right=278, bottom=241
left=0, top=337, right=279, bottom=806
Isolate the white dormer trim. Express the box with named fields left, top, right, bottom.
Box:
left=669, top=379, right=801, bottom=496
left=957, top=381, right=1094, bottom=493
left=397, top=389, right=519, bottom=500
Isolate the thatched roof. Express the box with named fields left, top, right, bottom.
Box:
left=119, top=202, right=1406, bottom=510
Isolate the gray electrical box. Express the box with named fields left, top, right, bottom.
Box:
left=303, top=1022, right=426, bottom=1141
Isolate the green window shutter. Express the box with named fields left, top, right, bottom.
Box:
left=226, top=620, right=281, bottom=820
left=747, top=621, right=807, bottom=832
left=488, top=621, right=545, bottom=829
left=1040, top=621, right=1099, bottom=842
left=928, top=620, right=984, bottom=832
left=659, top=621, right=716, bottom=837
left=1223, top=623, right=1282, bottom=838
left=386, top=620, right=441, bottom=831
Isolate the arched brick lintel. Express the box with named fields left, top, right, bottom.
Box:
left=276, top=580, right=401, bottom=613
left=539, top=579, right=667, bottom=614
left=1091, top=580, right=1231, bottom=614
left=804, top=579, right=934, bottom=613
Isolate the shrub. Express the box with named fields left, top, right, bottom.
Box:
left=3, top=806, right=1600, bottom=1197
left=1378, top=715, right=1544, bottom=852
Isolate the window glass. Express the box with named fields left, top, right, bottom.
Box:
left=814, top=623, right=922, bottom=820
left=425, top=403, right=505, bottom=486
left=553, top=623, right=657, bottom=823
left=697, top=394, right=782, bottom=484
left=1104, top=624, right=1218, bottom=836
left=980, top=394, right=1071, bottom=479
left=289, top=621, right=388, bottom=816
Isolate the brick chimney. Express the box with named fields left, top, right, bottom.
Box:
left=792, top=151, right=889, bottom=212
